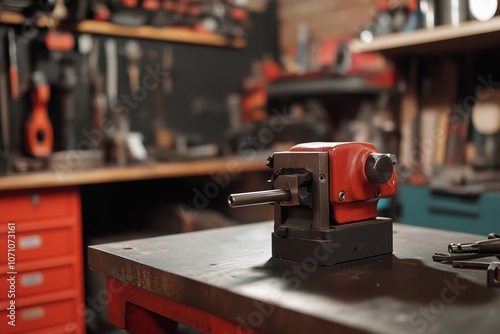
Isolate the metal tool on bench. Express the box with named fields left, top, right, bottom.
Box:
left=449, top=237, right=500, bottom=254
left=433, top=233, right=500, bottom=287
left=228, top=142, right=398, bottom=265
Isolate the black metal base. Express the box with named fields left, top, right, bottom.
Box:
left=272, top=218, right=393, bottom=266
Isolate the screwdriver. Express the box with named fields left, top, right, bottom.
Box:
left=7, top=28, right=19, bottom=99
left=449, top=238, right=500, bottom=254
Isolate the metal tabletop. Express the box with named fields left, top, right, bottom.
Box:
left=89, top=222, right=500, bottom=334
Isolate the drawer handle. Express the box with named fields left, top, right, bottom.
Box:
left=21, top=307, right=45, bottom=321
left=19, top=235, right=42, bottom=250
left=21, top=272, right=44, bottom=287
left=31, top=193, right=41, bottom=206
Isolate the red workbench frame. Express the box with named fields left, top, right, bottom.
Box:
left=106, top=277, right=265, bottom=334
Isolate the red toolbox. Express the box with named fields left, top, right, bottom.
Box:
left=0, top=187, right=85, bottom=334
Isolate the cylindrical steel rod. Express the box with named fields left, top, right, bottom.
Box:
left=228, top=189, right=291, bottom=208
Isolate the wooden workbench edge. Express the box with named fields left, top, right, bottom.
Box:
left=0, top=157, right=268, bottom=191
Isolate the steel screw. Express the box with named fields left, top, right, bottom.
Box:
left=319, top=174, right=326, bottom=182
left=338, top=191, right=346, bottom=201
left=375, top=188, right=381, bottom=198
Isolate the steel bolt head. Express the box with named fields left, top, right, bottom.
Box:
left=338, top=191, right=346, bottom=201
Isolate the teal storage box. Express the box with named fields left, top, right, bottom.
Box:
left=400, top=184, right=500, bottom=235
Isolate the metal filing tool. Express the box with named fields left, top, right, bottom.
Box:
left=228, top=142, right=398, bottom=265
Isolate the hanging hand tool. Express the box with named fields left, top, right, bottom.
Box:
left=59, top=57, right=78, bottom=149
left=124, top=40, right=142, bottom=93
left=25, top=71, right=53, bottom=158
left=89, top=39, right=107, bottom=148
left=105, top=38, right=118, bottom=108
left=7, top=28, right=19, bottom=100
left=0, top=32, right=11, bottom=174
left=105, top=38, right=129, bottom=166
left=229, top=142, right=398, bottom=265
left=78, top=34, right=94, bottom=85
left=154, top=46, right=174, bottom=152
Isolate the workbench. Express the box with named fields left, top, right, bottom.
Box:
left=89, top=222, right=500, bottom=334
left=0, top=157, right=267, bottom=333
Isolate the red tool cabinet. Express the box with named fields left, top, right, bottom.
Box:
left=0, top=187, right=85, bottom=334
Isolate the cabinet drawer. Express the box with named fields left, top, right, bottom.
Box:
left=0, top=298, right=77, bottom=334
left=400, top=185, right=500, bottom=235
left=0, top=265, right=74, bottom=300
left=0, top=189, right=72, bottom=222
left=0, top=227, right=73, bottom=264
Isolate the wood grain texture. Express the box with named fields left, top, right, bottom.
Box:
left=0, top=157, right=268, bottom=191
left=89, top=222, right=500, bottom=334
left=351, top=17, right=500, bottom=55
left=74, top=21, right=247, bottom=48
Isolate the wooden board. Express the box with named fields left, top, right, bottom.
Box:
left=0, top=157, right=268, bottom=191
left=0, top=11, right=246, bottom=48
left=74, top=21, right=246, bottom=48
left=89, top=222, right=500, bottom=334
left=351, top=17, right=500, bottom=55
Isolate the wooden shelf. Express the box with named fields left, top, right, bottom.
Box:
left=268, top=75, right=393, bottom=97
left=0, top=11, right=246, bottom=48
left=0, top=10, right=55, bottom=26
left=351, top=17, right=500, bottom=55
left=0, top=11, right=24, bottom=25
left=0, top=157, right=268, bottom=191
left=73, top=20, right=246, bottom=48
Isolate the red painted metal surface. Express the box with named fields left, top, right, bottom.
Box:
left=290, top=142, right=398, bottom=224
left=0, top=187, right=85, bottom=333
left=107, top=277, right=266, bottom=334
